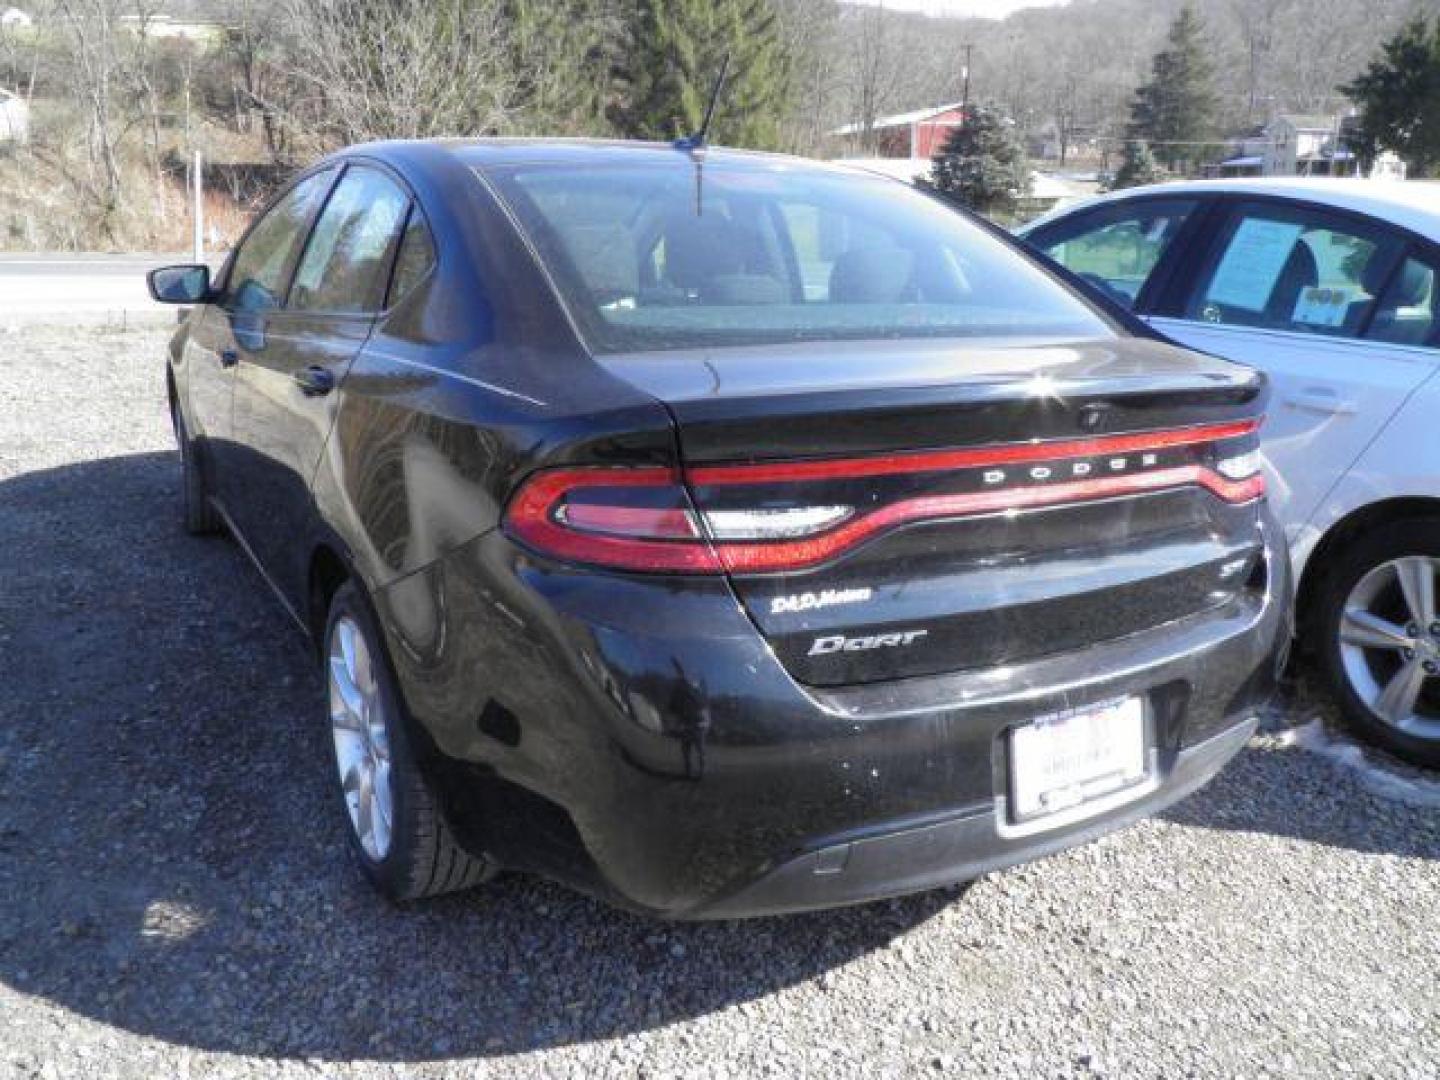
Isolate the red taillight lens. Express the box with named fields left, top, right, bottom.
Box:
left=503, top=420, right=1265, bottom=575
left=503, top=466, right=722, bottom=573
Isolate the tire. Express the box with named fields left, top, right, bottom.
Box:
left=1311, top=518, right=1440, bottom=769
left=171, top=399, right=221, bottom=536
left=322, top=581, right=497, bottom=901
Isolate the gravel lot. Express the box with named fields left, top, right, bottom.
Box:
left=1, top=322, right=1437, bottom=1079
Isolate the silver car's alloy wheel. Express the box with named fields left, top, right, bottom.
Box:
left=328, top=615, right=394, bottom=861
left=1338, top=555, right=1440, bottom=741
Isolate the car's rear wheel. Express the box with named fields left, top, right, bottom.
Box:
left=171, top=399, right=221, bottom=535
left=1313, top=519, right=1440, bottom=769
left=323, top=581, right=496, bottom=900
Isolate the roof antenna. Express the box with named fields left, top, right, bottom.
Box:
left=674, top=52, right=731, bottom=153
left=675, top=53, right=730, bottom=216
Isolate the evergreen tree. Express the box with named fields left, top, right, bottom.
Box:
left=1342, top=16, right=1440, bottom=178
left=506, top=0, right=615, bottom=135
left=927, top=104, right=1030, bottom=214
left=1126, top=5, right=1219, bottom=174
left=608, top=0, right=791, bottom=149
left=1110, top=138, right=1165, bottom=190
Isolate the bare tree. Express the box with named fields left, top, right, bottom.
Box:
left=224, top=0, right=294, bottom=163
left=52, top=0, right=128, bottom=220
left=274, top=0, right=520, bottom=152
left=848, top=2, right=902, bottom=152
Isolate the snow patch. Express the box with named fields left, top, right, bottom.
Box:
left=1275, top=719, right=1440, bottom=808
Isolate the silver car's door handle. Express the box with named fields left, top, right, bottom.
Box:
left=1283, top=387, right=1357, bottom=416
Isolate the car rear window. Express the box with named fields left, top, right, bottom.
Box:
left=483, top=162, right=1114, bottom=353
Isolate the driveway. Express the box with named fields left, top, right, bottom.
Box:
left=0, top=323, right=1436, bottom=1078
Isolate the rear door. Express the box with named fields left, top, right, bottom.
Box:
left=1148, top=198, right=1440, bottom=540
left=227, top=163, right=412, bottom=609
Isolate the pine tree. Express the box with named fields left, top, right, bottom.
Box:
left=506, top=0, right=615, bottom=135
left=927, top=104, right=1030, bottom=214
left=1126, top=5, right=1219, bottom=174
left=1110, top=139, right=1166, bottom=190
left=608, top=0, right=791, bottom=150
left=1342, top=16, right=1440, bottom=178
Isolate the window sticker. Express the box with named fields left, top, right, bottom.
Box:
left=1292, top=286, right=1350, bottom=328
left=1207, top=218, right=1305, bottom=313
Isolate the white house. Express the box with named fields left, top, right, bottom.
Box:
left=0, top=7, right=32, bottom=29
left=1213, top=114, right=1406, bottom=181
left=0, top=87, right=28, bottom=144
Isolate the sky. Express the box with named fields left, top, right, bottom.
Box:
left=849, top=0, right=1073, bottom=18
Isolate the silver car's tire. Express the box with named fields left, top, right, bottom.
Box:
left=1313, top=519, right=1440, bottom=769
left=323, top=581, right=497, bottom=900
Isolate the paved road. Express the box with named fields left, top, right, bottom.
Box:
left=0, top=253, right=185, bottom=323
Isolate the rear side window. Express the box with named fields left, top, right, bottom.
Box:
left=1184, top=202, right=1404, bottom=338
left=223, top=169, right=333, bottom=313
left=386, top=210, right=436, bottom=307
left=483, top=162, right=1114, bottom=353
left=290, top=166, right=410, bottom=313
left=1031, top=199, right=1196, bottom=310
left=1366, top=255, right=1438, bottom=348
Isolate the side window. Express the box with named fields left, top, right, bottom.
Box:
left=1032, top=199, right=1196, bottom=310
left=223, top=170, right=333, bottom=313
left=1365, top=255, right=1438, bottom=348
left=1184, top=202, right=1403, bottom=338
left=386, top=210, right=436, bottom=308
left=290, top=166, right=410, bottom=313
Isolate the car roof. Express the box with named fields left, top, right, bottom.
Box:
left=342, top=137, right=873, bottom=178
left=1024, top=177, right=1440, bottom=242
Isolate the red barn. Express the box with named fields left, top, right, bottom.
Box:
left=834, top=103, right=968, bottom=159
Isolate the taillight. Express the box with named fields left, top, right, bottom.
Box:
left=503, top=467, right=720, bottom=572
left=504, top=420, right=1265, bottom=575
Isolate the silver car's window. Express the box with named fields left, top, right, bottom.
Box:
left=1032, top=199, right=1197, bottom=311
left=1184, top=201, right=1405, bottom=339
left=1365, top=255, right=1438, bottom=348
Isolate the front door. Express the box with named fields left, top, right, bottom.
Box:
left=208, top=168, right=337, bottom=521
left=227, top=164, right=412, bottom=610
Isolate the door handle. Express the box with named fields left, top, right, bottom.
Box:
left=293, top=364, right=336, bottom=396
left=219, top=348, right=238, bottom=368
left=1283, top=387, right=1357, bottom=416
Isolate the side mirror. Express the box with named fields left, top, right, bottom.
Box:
left=148, top=264, right=211, bottom=304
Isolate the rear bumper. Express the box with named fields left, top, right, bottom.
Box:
left=380, top=511, right=1289, bottom=919
left=696, top=714, right=1253, bottom=918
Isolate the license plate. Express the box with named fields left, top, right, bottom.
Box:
left=1009, top=697, right=1148, bottom=822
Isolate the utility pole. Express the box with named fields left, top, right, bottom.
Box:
left=960, top=43, right=973, bottom=123
left=191, top=150, right=204, bottom=263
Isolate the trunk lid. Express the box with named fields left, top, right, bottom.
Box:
left=600, top=337, right=1269, bottom=687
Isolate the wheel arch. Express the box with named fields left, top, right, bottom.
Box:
left=307, top=542, right=354, bottom=654
left=1296, top=497, right=1440, bottom=641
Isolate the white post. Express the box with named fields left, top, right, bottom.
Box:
left=191, top=149, right=204, bottom=263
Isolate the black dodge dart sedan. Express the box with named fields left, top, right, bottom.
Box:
left=149, top=139, right=1288, bottom=918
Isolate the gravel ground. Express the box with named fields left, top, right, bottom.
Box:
left=1, top=322, right=1437, bottom=1079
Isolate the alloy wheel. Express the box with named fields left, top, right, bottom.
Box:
left=328, top=615, right=394, bottom=861
left=1337, top=555, right=1440, bottom=741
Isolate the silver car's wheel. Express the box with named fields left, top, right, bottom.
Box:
left=328, top=615, right=394, bottom=861
left=1337, top=555, right=1440, bottom=741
